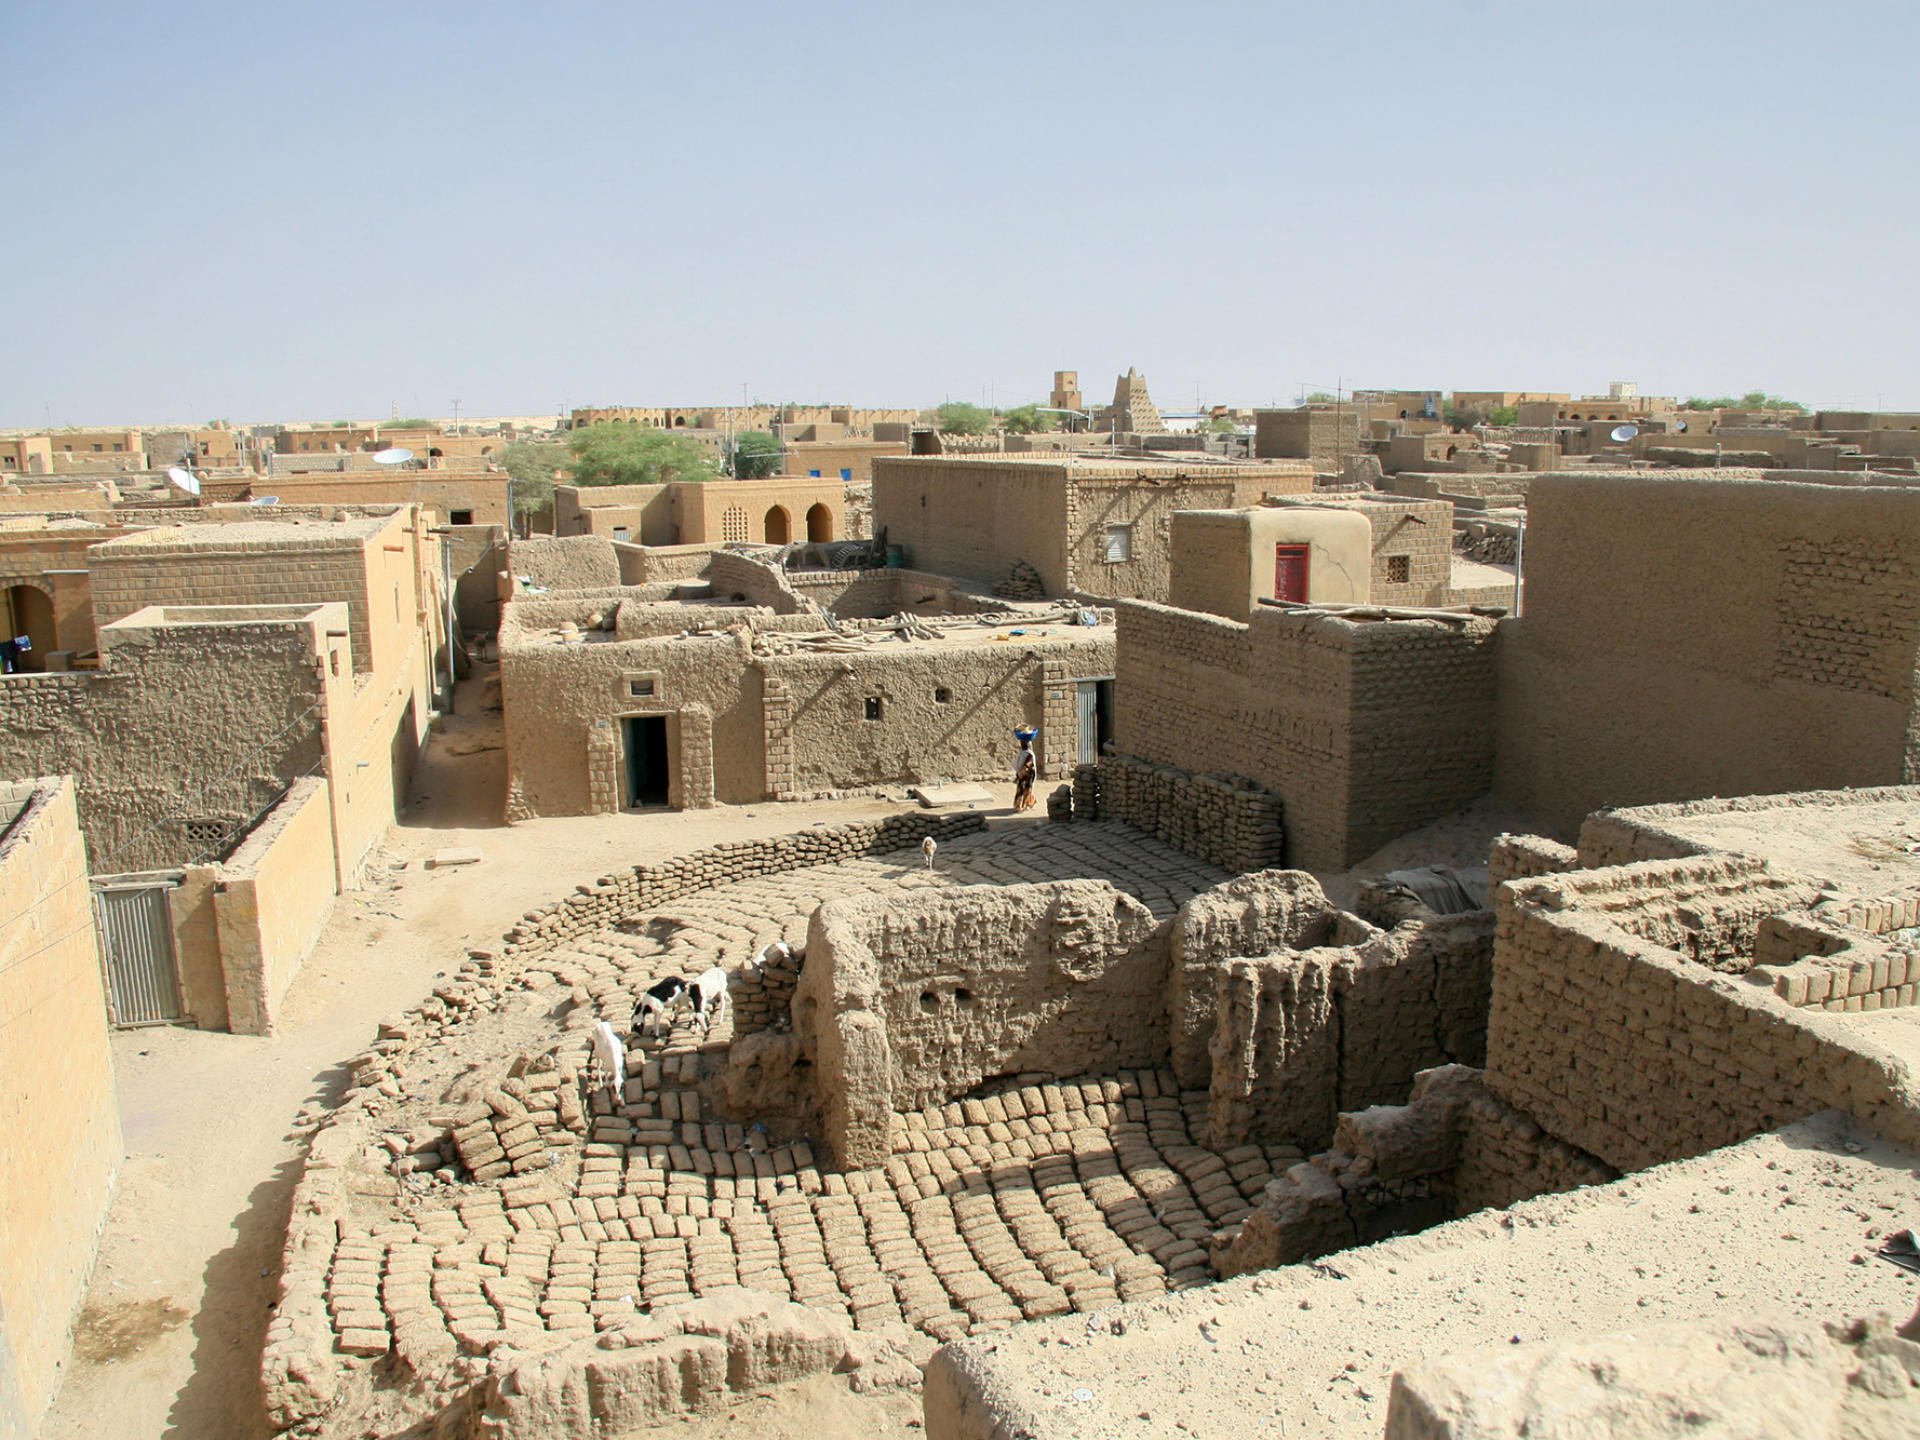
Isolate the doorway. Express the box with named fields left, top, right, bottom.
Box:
left=1274, top=543, right=1311, bottom=603
left=622, top=716, right=670, bottom=807
left=3, top=583, right=55, bottom=671
left=764, top=506, right=791, bottom=544
left=1076, top=678, right=1114, bottom=766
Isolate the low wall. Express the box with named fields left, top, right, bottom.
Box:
left=215, top=778, right=339, bottom=1036
left=707, top=549, right=807, bottom=612
left=507, top=535, right=620, bottom=591
left=614, top=542, right=716, bottom=586
left=797, top=880, right=1170, bottom=1168
left=1488, top=854, right=1920, bottom=1172
left=1071, top=755, right=1284, bottom=875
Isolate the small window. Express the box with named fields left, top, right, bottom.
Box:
left=864, top=697, right=883, bottom=721
left=451, top=509, right=474, bottom=526
left=183, top=817, right=231, bottom=856
left=934, top=686, right=951, bottom=703
left=839, top=468, right=852, bottom=482
left=808, top=469, right=821, bottom=478
left=611, top=525, right=629, bottom=543
left=1386, top=554, right=1411, bottom=584
left=1104, top=524, right=1132, bottom=563
left=629, top=677, right=654, bottom=698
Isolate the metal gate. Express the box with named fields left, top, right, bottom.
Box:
left=92, top=882, right=183, bottom=1026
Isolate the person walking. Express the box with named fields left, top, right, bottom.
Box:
left=1012, top=727, right=1038, bottom=811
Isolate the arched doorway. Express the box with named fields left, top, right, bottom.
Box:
left=3, top=583, right=56, bottom=672
left=806, top=503, right=832, bottom=542
left=764, top=506, right=790, bottom=544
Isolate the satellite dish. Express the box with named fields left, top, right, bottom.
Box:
left=373, top=447, right=415, bottom=466
left=1609, top=424, right=1640, bottom=443
left=166, top=465, right=201, bottom=496
left=251, top=495, right=280, bottom=505
left=1674, top=419, right=1689, bottom=433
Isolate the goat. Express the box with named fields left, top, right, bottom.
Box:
left=630, top=975, right=687, bottom=1039
left=922, top=835, right=937, bottom=871
left=686, top=965, right=729, bottom=1032
left=590, top=1019, right=627, bottom=1101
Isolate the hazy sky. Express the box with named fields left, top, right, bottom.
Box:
left=5, top=0, right=1917, bottom=427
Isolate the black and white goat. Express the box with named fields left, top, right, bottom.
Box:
left=630, top=975, right=687, bottom=1039
left=686, top=965, right=729, bottom=1032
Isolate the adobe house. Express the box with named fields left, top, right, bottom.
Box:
left=871, top=456, right=1314, bottom=603
left=552, top=476, right=849, bottom=547
left=497, top=544, right=1116, bottom=816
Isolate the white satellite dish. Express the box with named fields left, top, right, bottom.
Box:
left=1674, top=419, right=1689, bottom=433
left=1609, top=424, right=1640, bottom=443
left=250, top=495, right=280, bottom=505
left=373, top=447, right=415, bottom=466
left=166, top=465, right=201, bottom=496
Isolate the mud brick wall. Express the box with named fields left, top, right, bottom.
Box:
left=1086, top=753, right=1284, bottom=875
left=0, top=618, right=329, bottom=872
left=798, top=880, right=1171, bottom=1168
left=507, top=534, right=621, bottom=591
left=1113, top=598, right=1496, bottom=870
left=730, top=942, right=804, bottom=1037
left=1487, top=858, right=1920, bottom=1174
left=1495, top=476, right=1920, bottom=832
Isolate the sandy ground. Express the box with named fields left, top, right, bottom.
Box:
left=37, top=675, right=929, bottom=1440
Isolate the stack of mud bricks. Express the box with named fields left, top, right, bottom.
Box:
left=1759, top=903, right=1919, bottom=1013
left=499, top=813, right=987, bottom=962
left=763, top=677, right=796, bottom=799
left=1072, top=754, right=1282, bottom=874
left=730, top=945, right=803, bottom=1037
left=447, top=1077, right=581, bottom=1181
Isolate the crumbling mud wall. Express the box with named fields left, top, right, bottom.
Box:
left=1215, top=1066, right=1613, bottom=1277
left=795, top=881, right=1170, bottom=1168
left=1205, top=906, right=1495, bottom=1152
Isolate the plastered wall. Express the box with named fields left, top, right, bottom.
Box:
left=1495, top=475, right=1920, bottom=833
left=0, top=778, right=120, bottom=1440
left=214, top=778, right=338, bottom=1036
left=767, top=636, right=1111, bottom=798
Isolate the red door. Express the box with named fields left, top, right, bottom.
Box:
left=1275, top=544, right=1311, bottom=602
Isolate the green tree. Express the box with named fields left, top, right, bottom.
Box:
left=1206, top=416, right=1239, bottom=434
left=386, top=417, right=433, bottom=429
left=1444, top=405, right=1488, bottom=430
left=1001, top=404, right=1057, bottom=434
left=1302, top=392, right=1337, bottom=404
left=1682, top=392, right=1808, bottom=414
left=935, top=401, right=995, bottom=436
left=732, top=431, right=783, bottom=479
left=566, top=426, right=719, bottom=487
left=499, top=440, right=567, bottom=533
left=1488, top=405, right=1519, bottom=426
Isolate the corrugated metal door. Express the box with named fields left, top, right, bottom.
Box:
left=93, top=883, right=183, bottom=1026
left=1078, top=682, right=1100, bottom=766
